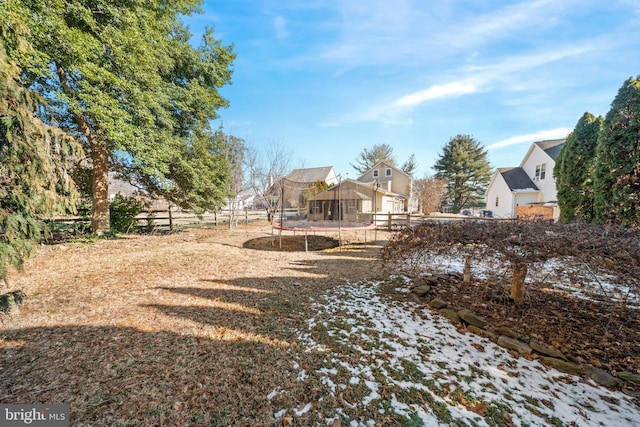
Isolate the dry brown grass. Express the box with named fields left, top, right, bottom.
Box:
left=0, top=222, right=389, bottom=426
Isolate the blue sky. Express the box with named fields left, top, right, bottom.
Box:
left=186, top=0, right=640, bottom=178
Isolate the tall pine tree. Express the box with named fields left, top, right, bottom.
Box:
left=351, top=143, right=418, bottom=176
left=4, top=0, right=235, bottom=233
left=433, top=134, right=492, bottom=213
left=555, top=112, right=602, bottom=223
left=1, top=10, right=81, bottom=283
left=594, top=76, right=640, bottom=227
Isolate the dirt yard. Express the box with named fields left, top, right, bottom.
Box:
left=0, top=222, right=390, bottom=426
left=1, top=221, right=638, bottom=426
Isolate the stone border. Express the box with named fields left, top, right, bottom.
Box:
left=406, top=276, right=640, bottom=392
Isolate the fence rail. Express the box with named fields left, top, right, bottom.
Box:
left=49, top=209, right=270, bottom=232
left=48, top=209, right=504, bottom=233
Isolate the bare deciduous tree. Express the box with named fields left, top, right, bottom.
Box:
left=383, top=220, right=640, bottom=304
left=245, top=140, right=291, bottom=223
left=414, top=176, right=447, bottom=214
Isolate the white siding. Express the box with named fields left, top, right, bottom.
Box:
left=521, top=147, right=558, bottom=202
left=485, top=174, right=515, bottom=218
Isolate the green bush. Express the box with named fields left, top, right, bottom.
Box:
left=109, top=194, right=145, bottom=234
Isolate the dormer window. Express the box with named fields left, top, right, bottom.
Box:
left=372, top=169, right=379, bottom=178
left=385, top=168, right=392, bottom=177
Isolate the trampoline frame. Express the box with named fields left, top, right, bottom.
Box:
left=272, top=221, right=377, bottom=252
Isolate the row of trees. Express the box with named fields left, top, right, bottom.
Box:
left=555, top=76, right=640, bottom=228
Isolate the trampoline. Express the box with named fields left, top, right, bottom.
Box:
left=270, top=173, right=380, bottom=252
left=273, top=220, right=376, bottom=232
left=273, top=220, right=377, bottom=252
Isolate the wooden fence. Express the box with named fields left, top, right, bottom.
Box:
left=49, top=209, right=270, bottom=232
left=49, top=210, right=503, bottom=233
left=515, top=205, right=556, bottom=220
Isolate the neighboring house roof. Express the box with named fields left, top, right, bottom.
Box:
left=534, top=139, right=565, bottom=160
left=286, top=166, right=335, bottom=183
left=108, top=171, right=140, bottom=197
left=236, top=192, right=255, bottom=203
left=499, top=167, right=539, bottom=191
left=519, top=139, right=566, bottom=167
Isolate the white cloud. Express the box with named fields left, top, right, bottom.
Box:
left=445, top=0, right=568, bottom=48
left=351, top=42, right=595, bottom=125
left=467, top=44, right=593, bottom=77
left=392, top=81, right=477, bottom=108
left=487, top=128, right=572, bottom=150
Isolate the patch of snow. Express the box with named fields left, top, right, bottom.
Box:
left=290, top=280, right=640, bottom=426
left=294, top=402, right=312, bottom=416
left=266, top=389, right=280, bottom=400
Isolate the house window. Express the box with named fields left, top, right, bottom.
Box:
left=535, top=163, right=546, bottom=180
left=385, top=168, right=392, bottom=177
left=310, top=200, right=322, bottom=214
left=347, top=199, right=357, bottom=213
left=495, top=196, right=499, bottom=207
left=372, top=169, right=379, bottom=178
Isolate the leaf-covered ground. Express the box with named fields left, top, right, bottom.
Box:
left=1, top=222, right=638, bottom=426
left=282, top=280, right=640, bottom=426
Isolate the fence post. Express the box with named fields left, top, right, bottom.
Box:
left=168, top=206, right=173, bottom=231
left=245, top=207, right=249, bottom=225
left=387, top=212, right=392, bottom=231
left=407, top=212, right=411, bottom=228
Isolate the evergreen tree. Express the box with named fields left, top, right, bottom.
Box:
left=401, top=154, right=418, bottom=177
left=594, top=76, right=640, bottom=227
left=351, top=143, right=417, bottom=176
left=351, top=144, right=397, bottom=174
left=1, top=10, right=81, bottom=283
left=433, top=134, right=492, bottom=213
left=3, top=0, right=235, bottom=234
left=555, top=112, right=602, bottom=223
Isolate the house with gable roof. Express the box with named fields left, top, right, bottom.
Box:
left=307, top=161, right=416, bottom=221
left=485, top=139, right=565, bottom=219
left=259, top=166, right=340, bottom=213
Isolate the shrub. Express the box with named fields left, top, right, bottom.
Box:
left=382, top=220, right=640, bottom=304
left=109, top=194, right=145, bottom=234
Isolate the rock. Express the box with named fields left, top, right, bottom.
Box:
left=566, top=354, right=585, bottom=364
left=457, top=309, right=487, bottom=329
left=616, top=371, right=640, bottom=384
left=467, top=325, right=496, bottom=340
left=586, top=367, right=619, bottom=388
left=419, top=275, right=440, bottom=286
left=540, top=357, right=585, bottom=374
left=407, top=293, right=422, bottom=304
left=529, top=340, right=567, bottom=360
left=497, top=336, right=532, bottom=355
left=430, top=298, right=448, bottom=309
left=447, top=271, right=463, bottom=280
left=494, top=327, right=519, bottom=339
left=438, top=308, right=462, bottom=324
left=412, top=285, right=431, bottom=297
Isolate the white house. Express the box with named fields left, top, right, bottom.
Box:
left=485, top=139, right=565, bottom=219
